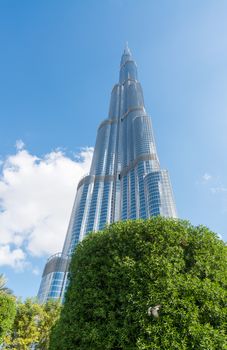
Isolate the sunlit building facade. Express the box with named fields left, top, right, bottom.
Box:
left=38, top=45, right=177, bottom=303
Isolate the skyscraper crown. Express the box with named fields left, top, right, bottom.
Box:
left=120, top=42, right=132, bottom=65
left=119, top=43, right=137, bottom=83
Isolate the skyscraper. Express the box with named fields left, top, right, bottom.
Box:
left=38, top=45, right=177, bottom=303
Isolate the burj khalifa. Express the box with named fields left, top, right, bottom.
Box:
left=38, top=45, right=177, bottom=303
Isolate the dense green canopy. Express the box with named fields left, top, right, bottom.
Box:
left=50, top=217, right=227, bottom=349
left=0, top=293, right=16, bottom=344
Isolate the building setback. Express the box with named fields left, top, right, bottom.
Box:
left=38, top=45, right=177, bottom=303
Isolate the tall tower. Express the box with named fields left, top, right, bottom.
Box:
left=38, top=45, right=177, bottom=303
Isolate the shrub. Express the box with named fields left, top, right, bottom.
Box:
left=50, top=217, right=227, bottom=349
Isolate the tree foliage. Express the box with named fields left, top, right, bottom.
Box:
left=0, top=293, right=16, bottom=344
left=49, top=217, right=227, bottom=350
left=3, top=299, right=61, bottom=350
left=36, top=300, right=61, bottom=350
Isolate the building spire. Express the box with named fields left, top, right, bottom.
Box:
left=120, top=42, right=137, bottom=82
left=120, top=42, right=133, bottom=67
left=124, top=41, right=131, bottom=55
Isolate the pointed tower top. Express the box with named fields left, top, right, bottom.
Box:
left=124, top=41, right=131, bottom=55
left=121, top=42, right=133, bottom=67
left=119, top=43, right=137, bottom=82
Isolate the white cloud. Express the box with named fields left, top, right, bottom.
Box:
left=0, top=144, right=93, bottom=269
left=200, top=173, right=227, bottom=195
left=210, top=187, right=227, bottom=194
left=15, top=139, right=25, bottom=151
left=202, top=173, right=212, bottom=181
left=32, top=267, right=40, bottom=276
left=0, top=245, right=26, bottom=269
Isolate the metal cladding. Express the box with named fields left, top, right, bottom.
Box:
left=38, top=45, right=177, bottom=303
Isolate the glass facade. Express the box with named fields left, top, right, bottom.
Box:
left=37, top=253, right=69, bottom=303
left=38, top=45, right=177, bottom=303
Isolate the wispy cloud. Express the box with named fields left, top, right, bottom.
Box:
left=15, top=139, right=25, bottom=151
left=0, top=143, right=93, bottom=270
left=32, top=267, right=40, bottom=276
left=199, top=172, right=227, bottom=196
left=210, top=187, right=227, bottom=194
left=202, top=173, right=212, bottom=181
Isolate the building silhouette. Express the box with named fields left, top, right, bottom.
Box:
left=38, top=45, right=177, bottom=302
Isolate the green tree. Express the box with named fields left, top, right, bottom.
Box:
left=0, top=293, right=16, bottom=344
left=3, top=299, right=61, bottom=350
left=3, top=299, right=42, bottom=349
left=36, top=300, right=61, bottom=350
left=49, top=217, right=227, bottom=350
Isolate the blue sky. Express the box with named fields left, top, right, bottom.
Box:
left=0, top=0, right=226, bottom=299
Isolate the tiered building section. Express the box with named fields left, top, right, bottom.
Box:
left=38, top=45, right=177, bottom=303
